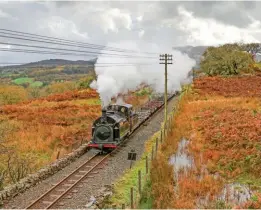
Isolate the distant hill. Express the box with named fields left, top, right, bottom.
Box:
left=24, top=58, right=97, bottom=66
left=0, top=58, right=97, bottom=69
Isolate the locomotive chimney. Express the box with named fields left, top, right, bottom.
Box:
left=102, top=108, right=107, bottom=122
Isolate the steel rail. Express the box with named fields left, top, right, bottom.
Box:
left=26, top=153, right=109, bottom=209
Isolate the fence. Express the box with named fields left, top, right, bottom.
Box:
left=119, top=95, right=182, bottom=209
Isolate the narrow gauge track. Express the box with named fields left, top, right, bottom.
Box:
left=26, top=153, right=109, bottom=209
left=25, top=92, right=177, bottom=209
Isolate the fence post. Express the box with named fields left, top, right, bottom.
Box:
left=160, top=130, right=163, bottom=143
left=163, top=127, right=166, bottom=140
left=146, top=156, right=148, bottom=174
left=56, top=150, right=60, bottom=160
left=168, top=120, right=170, bottom=134
left=138, top=170, right=141, bottom=195
left=122, top=204, right=125, bottom=209
left=151, top=146, right=154, bottom=160
left=155, top=138, right=158, bottom=156
left=130, top=187, right=134, bottom=209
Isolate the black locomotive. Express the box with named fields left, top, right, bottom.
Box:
left=88, top=103, right=139, bottom=152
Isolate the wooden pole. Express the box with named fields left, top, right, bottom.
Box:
left=130, top=187, right=134, bottom=209
left=146, top=156, right=148, bottom=174
left=160, top=130, right=163, bottom=143
left=164, top=54, right=168, bottom=130
left=138, top=170, right=141, bottom=195
left=56, top=150, right=60, bottom=160
left=159, top=54, right=172, bottom=130
left=151, top=146, right=154, bottom=160
left=156, top=138, right=159, bottom=151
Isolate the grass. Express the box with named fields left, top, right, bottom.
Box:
left=30, top=81, right=43, bottom=87
left=12, top=77, right=34, bottom=85
left=106, top=131, right=161, bottom=208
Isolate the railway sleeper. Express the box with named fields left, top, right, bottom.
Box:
left=63, top=183, right=74, bottom=187
left=42, top=201, right=53, bottom=205
left=74, top=174, right=84, bottom=178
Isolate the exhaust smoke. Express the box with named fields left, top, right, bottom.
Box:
left=91, top=41, right=196, bottom=107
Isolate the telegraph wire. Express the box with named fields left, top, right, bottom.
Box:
left=0, top=28, right=155, bottom=54
left=0, top=48, right=158, bottom=60
left=0, top=41, right=157, bottom=59
left=0, top=63, right=156, bottom=68
left=0, top=28, right=159, bottom=55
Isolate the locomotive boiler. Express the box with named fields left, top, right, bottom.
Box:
left=88, top=103, right=139, bottom=152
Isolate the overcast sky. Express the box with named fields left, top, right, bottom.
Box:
left=1, top=1, right=261, bottom=63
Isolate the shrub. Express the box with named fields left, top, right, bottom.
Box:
left=201, top=43, right=254, bottom=76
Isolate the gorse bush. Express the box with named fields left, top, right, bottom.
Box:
left=0, top=85, right=28, bottom=105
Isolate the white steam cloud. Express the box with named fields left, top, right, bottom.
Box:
left=90, top=41, right=196, bottom=107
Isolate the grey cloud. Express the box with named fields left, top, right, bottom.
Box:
left=0, top=1, right=261, bottom=63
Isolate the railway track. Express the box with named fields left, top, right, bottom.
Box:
left=26, top=153, right=109, bottom=209
left=25, top=92, right=177, bottom=209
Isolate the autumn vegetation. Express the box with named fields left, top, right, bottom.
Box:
left=0, top=63, right=152, bottom=189
left=150, top=43, right=261, bottom=208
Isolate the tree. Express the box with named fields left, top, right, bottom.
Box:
left=200, top=44, right=254, bottom=76
left=0, top=85, right=28, bottom=105
left=77, top=75, right=95, bottom=89
left=27, top=87, right=41, bottom=99
left=241, top=43, right=261, bottom=55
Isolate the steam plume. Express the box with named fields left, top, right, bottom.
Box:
left=90, top=41, right=196, bottom=107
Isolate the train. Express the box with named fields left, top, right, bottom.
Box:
left=88, top=103, right=139, bottom=152
left=88, top=92, right=178, bottom=153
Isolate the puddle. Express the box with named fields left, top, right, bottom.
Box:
left=219, top=183, right=253, bottom=205
left=197, top=183, right=254, bottom=208
left=169, top=138, right=195, bottom=180
left=168, top=139, right=255, bottom=208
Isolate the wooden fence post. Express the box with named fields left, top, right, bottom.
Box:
left=146, top=156, right=148, bottom=174
left=56, top=150, right=60, bottom=160
left=156, top=138, right=158, bottom=153
left=160, top=130, right=163, bottom=143
left=138, top=170, right=141, bottom=195
left=130, top=187, right=134, bottom=209
left=122, top=203, right=125, bottom=209
left=151, top=146, right=154, bottom=160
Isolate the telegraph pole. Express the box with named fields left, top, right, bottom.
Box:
left=159, top=54, right=173, bottom=129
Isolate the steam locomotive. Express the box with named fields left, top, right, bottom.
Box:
left=88, top=103, right=139, bottom=152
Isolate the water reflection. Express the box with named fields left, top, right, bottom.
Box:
left=169, top=138, right=195, bottom=180
left=219, top=183, right=253, bottom=205
left=168, top=138, right=255, bottom=208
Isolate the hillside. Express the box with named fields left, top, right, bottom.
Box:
left=0, top=59, right=97, bottom=89
left=0, top=58, right=97, bottom=69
